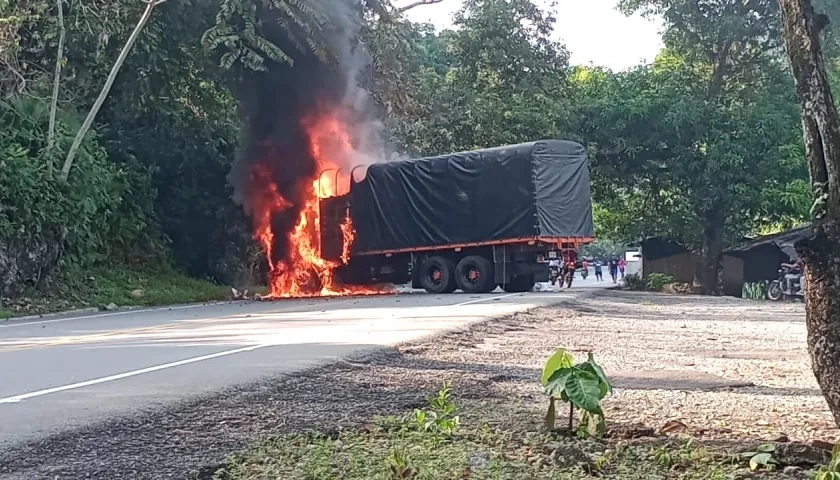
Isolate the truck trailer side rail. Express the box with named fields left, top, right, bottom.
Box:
left=354, top=236, right=595, bottom=256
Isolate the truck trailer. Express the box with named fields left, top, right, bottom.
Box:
left=319, top=139, right=595, bottom=294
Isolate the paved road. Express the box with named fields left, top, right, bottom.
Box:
left=0, top=276, right=608, bottom=448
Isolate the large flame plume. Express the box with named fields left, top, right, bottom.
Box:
left=250, top=109, right=382, bottom=298
left=228, top=0, right=392, bottom=298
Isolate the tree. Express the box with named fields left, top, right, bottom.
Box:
left=612, top=0, right=805, bottom=293
left=395, top=0, right=572, bottom=156
left=778, top=0, right=840, bottom=426
left=61, top=0, right=170, bottom=180
left=577, top=56, right=800, bottom=258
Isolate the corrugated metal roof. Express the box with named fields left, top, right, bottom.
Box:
left=724, top=225, right=811, bottom=254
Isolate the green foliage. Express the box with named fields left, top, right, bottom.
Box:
left=739, top=443, right=778, bottom=472
left=742, top=281, right=769, bottom=300
left=652, top=439, right=710, bottom=470
left=202, top=0, right=328, bottom=71
left=645, top=273, right=675, bottom=292
left=578, top=238, right=628, bottom=261
left=385, top=446, right=416, bottom=479
left=0, top=96, right=132, bottom=264
left=543, top=350, right=612, bottom=437
left=392, top=0, right=572, bottom=156
left=407, top=382, right=460, bottom=437
left=816, top=444, right=840, bottom=480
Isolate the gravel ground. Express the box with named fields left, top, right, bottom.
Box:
left=1, top=290, right=836, bottom=479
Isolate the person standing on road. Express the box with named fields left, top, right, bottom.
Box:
left=618, top=257, right=627, bottom=278
left=594, top=260, right=603, bottom=281
left=609, top=258, right=619, bottom=284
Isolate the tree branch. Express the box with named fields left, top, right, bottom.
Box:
left=47, top=0, right=66, bottom=163
left=398, top=0, right=444, bottom=13
left=61, top=0, right=165, bottom=180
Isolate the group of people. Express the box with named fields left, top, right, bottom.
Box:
left=591, top=257, right=626, bottom=284
left=548, top=252, right=627, bottom=289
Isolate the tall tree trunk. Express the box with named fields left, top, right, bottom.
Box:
left=47, top=0, right=65, bottom=165
left=700, top=211, right=725, bottom=295
left=779, top=0, right=840, bottom=426
left=60, top=0, right=167, bottom=181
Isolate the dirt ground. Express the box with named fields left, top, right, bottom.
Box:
left=4, top=289, right=837, bottom=479
left=396, top=289, right=838, bottom=444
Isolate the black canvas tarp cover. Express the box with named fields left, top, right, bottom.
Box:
left=349, top=140, right=594, bottom=253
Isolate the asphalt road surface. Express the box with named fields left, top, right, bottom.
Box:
left=0, top=274, right=609, bottom=449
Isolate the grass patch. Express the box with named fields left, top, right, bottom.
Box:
left=206, top=382, right=822, bottom=480
left=1, top=265, right=249, bottom=318
left=209, top=425, right=759, bottom=480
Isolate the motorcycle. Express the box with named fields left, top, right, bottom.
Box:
left=767, top=266, right=805, bottom=301
left=549, top=265, right=561, bottom=286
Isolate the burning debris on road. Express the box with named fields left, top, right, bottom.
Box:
left=228, top=0, right=390, bottom=299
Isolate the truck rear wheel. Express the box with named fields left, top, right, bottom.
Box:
left=420, top=256, right=457, bottom=294
left=455, top=255, right=495, bottom=294
left=501, top=274, right=535, bottom=293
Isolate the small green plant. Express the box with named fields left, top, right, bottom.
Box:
left=652, top=439, right=710, bottom=470
left=645, top=273, right=675, bottom=292
left=740, top=443, right=778, bottom=472
left=541, top=349, right=612, bottom=437
left=387, top=446, right=417, bottom=479
left=408, top=382, right=460, bottom=436
left=653, top=446, right=674, bottom=468
left=815, top=444, right=840, bottom=480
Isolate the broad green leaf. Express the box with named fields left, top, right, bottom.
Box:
left=542, top=349, right=574, bottom=385
left=756, top=444, right=775, bottom=453
left=749, top=453, right=773, bottom=471
left=545, top=367, right=575, bottom=397
left=564, top=371, right=602, bottom=414
left=544, top=398, right=556, bottom=430
left=586, top=352, right=613, bottom=395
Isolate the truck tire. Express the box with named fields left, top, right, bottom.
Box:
left=501, top=274, right=535, bottom=293
left=455, top=255, right=495, bottom=294
left=420, top=256, right=457, bottom=294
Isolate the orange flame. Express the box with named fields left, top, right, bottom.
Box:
left=252, top=110, right=387, bottom=298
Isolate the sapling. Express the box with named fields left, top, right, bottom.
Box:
left=541, top=348, right=612, bottom=437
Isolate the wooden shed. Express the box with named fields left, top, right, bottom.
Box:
left=638, top=237, right=702, bottom=283
left=721, top=225, right=811, bottom=297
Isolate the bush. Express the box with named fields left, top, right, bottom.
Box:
left=0, top=96, right=158, bottom=294
left=622, top=273, right=646, bottom=290
left=645, top=273, right=675, bottom=292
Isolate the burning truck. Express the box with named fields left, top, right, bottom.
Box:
left=227, top=2, right=593, bottom=298
left=318, top=139, right=596, bottom=294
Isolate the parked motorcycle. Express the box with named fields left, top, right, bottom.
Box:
left=549, top=266, right=560, bottom=286
left=767, top=266, right=804, bottom=301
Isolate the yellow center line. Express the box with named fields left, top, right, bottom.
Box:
left=0, top=319, right=215, bottom=353
left=0, top=296, right=375, bottom=353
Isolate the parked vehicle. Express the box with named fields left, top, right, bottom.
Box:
left=767, top=266, right=804, bottom=301
left=319, top=140, right=595, bottom=294
left=549, top=264, right=561, bottom=286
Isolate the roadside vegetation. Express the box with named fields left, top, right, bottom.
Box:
left=1, top=266, right=233, bottom=319
left=211, top=342, right=839, bottom=480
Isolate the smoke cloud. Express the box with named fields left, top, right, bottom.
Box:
left=228, top=0, right=384, bottom=271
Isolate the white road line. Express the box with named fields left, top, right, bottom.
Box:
left=0, top=345, right=264, bottom=404
left=0, top=293, right=522, bottom=404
